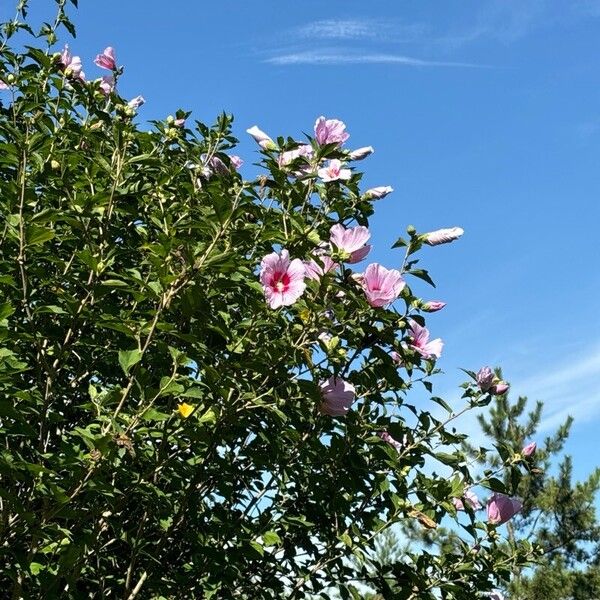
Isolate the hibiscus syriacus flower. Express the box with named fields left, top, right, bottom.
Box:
left=94, top=46, right=117, bottom=71
left=319, top=377, right=355, bottom=417
left=360, top=263, right=405, bottom=308
left=487, top=493, right=523, bottom=525
left=314, top=116, right=349, bottom=146
left=259, top=249, right=306, bottom=309
left=318, top=159, right=351, bottom=182
left=408, top=320, right=443, bottom=359
left=304, top=254, right=338, bottom=281
left=59, top=45, right=85, bottom=80
left=453, top=489, right=483, bottom=511
left=329, top=224, right=371, bottom=264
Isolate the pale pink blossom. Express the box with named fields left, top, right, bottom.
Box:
left=279, top=144, right=313, bottom=167
left=361, top=263, right=405, bottom=308
left=348, top=146, right=374, bottom=160
left=246, top=125, right=276, bottom=150
left=127, top=95, right=145, bottom=109
left=304, top=254, right=338, bottom=281
left=318, top=159, right=351, bottom=183
left=424, top=227, right=464, bottom=246
left=319, top=377, right=355, bottom=417
left=59, top=45, right=84, bottom=80
left=0, top=80, right=9, bottom=90
left=390, top=351, right=403, bottom=365
left=329, top=224, right=371, bottom=263
left=522, top=442, right=537, bottom=457
left=476, top=367, right=494, bottom=392
left=259, top=249, right=306, bottom=309
left=422, top=301, right=446, bottom=312
left=378, top=431, right=403, bottom=452
left=174, top=118, right=186, bottom=128
left=317, top=331, right=333, bottom=345
left=364, top=186, right=393, bottom=200
left=453, top=489, right=483, bottom=511
left=98, top=75, right=114, bottom=96
left=408, top=320, right=443, bottom=359
left=94, top=46, right=117, bottom=71
left=314, top=116, right=349, bottom=146
left=229, top=155, right=243, bottom=169
left=487, top=493, right=523, bottom=525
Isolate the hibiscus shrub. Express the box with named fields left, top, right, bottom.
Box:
left=0, top=2, right=536, bottom=598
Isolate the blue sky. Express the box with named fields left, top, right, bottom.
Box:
left=8, top=1, right=600, bottom=480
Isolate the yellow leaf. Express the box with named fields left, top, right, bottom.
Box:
left=177, top=402, right=195, bottom=418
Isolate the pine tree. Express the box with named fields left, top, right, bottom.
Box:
left=466, top=377, right=600, bottom=598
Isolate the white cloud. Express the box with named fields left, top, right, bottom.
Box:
left=265, top=50, right=485, bottom=68
left=296, top=19, right=381, bottom=40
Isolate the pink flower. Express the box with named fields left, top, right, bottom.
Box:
left=94, top=46, right=117, bottom=71
left=229, top=155, right=243, bottom=169
left=424, top=227, right=464, bottom=246
left=318, top=159, right=351, bottom=183
left=408, top=320, right=443, bottom=359
left=361, top=263, right=405, bottom=308
left=329, top=224, right=371, bottom=264
left=422, top=301, right=446, bottom=313
left=319, top=377, right=355, bottom=417
left=390, top=351, right=403, bottom=365
left=246, top=125, right=276, bottom=150
left=127, top=95, right=145, bottom=109
left=348, top=146, right=374, bottom=160
left=279, top=144, right=314, bottom=167
left=0, top=80, right=9, bottom=90
left=259, top=249, right=306, bottom=309
left=98, top=75, right=114, bottom=96
left=378, top=431, right=403, bottom=452
left=522, top=441, right=537, bottom=457
left=304, top=254, right=338, bottom=281
left=363, top=186, right=393, bottom=200
left=487, top=493, right=523, bottom=525
left=476, top=367, right=494, bottom=392
left=453, top=489, right=483, bottom=511
left=59, top=45, right=84, bottom=80
left=314, top=116, right=349, bottom=146
left=174, top=118, right=186, bottom=128
left=492, top=382, right=509, bottom=395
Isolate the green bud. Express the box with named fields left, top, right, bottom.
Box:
left=166, top=115, right=175, bottom=125
left=6, top=74, right=15, bottom=84
left=50, top=160, right=60, bottom=171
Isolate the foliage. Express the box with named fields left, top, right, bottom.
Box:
left=471, top=392, right=600, bottom=599
left=383, top=386, right=600, bottom=600
left=0, top=2, right=535, bottom=598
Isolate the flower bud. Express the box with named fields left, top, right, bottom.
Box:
left=522, top=441, right=537, bottom=457
left=422, top=301, right=446, bottom=312
left=50, top=159, right=60, bottom=171
left=491, top=382, right=509, bottom=395
left=348, top=146, right=374, bottom=161
left=363, top=186, right=393, bottom=200
left=423, top=227, right=464, bottom=246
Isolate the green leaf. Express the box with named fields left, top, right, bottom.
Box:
left=118, top=349, right=143, bottom=375
left=26, top=225, right=55, bottom=246
left=262, top=530, right=281, bottom=546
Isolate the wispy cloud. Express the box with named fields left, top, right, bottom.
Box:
left=515, top=347, right=600, bottom=433
left=295, top=19, right=380, bottom=40
left=294, top=18, right=425, bottom=42
left=265, top=50, right=485, bottom=69
left=448, top=345, right=600, bottom=451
